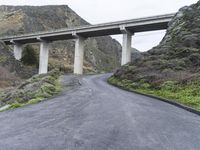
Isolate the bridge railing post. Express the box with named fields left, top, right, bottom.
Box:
left=120, top=25, right=133, bottom=65
left=38, top=39, right=50, bottom=74
left=73, top=32, right=86, bottom=75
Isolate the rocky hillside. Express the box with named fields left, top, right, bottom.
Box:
left=0, top=5, right=121, bottom=76
left=0, top=41, right=38, bottom=88
left=109, top=1, right=200, bottom=109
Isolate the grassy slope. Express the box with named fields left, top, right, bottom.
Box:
left=108, top=76, right=200, bottom=110
left=0, top=70, right=62, bottom=111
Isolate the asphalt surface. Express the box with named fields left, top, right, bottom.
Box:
left=0, top=74, right=200, bottom=150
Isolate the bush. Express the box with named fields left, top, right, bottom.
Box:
left=161, top=81, right=177, bottom=91
left=21, top=45, right=38, bottom=66
left=140, top=83, right=151, bottom=89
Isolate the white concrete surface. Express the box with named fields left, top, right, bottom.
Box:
left=39, top=42, right=49, bottom=74
left=121, top=33, right=132, bottom=65
left=14, top=44, right=23, bottom=60
left=74, top=36, right=85, bottom=74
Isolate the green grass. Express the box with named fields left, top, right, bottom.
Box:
left=13, top=78, right=62, bottom=108
left=1, top=97, right=44, bottom=111
left=27, top=97, right=44, bottom=105
left=0, top=78, right=62, bottom=112
left=108, top=76, right=200, bottom=110
left=10, top=102, right=22, bottom=109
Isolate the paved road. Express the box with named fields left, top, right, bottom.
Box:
left=0, top=74, right=200, bottom=150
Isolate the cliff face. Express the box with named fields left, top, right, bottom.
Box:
left=112, top=1, right=200, bottom=87
left=0, top=5, right=121, bottom=75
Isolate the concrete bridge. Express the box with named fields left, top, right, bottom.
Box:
left=0, top=13, right=175, bottom=74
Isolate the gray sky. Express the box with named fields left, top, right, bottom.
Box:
left=0, top=0, right=198, bottom=51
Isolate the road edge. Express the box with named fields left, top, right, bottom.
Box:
left=107, top=80, right=200, bottom=116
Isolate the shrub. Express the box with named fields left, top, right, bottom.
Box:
left=161, top=81, right=177, bottom=91
left=139, top=83, right=150, bottom=89
left=21, top=45, right=38, bottom=66
left=130, top=82, right=139, bottom=89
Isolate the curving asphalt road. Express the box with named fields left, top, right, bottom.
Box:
left=0, top=74, right=200, bottom=150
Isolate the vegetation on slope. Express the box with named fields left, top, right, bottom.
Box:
left=0, top=69, right=61, bottom=110
left=108, top=73, right=200, bottom=110
left=0, top=41, right=37, bottom=88
left=21, top=45, right=38, bottom=66
left=108, top=1, right=200, bottom=110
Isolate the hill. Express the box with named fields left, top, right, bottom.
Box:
left=0, top=5, right=123, bottom=87
left=108, top=1, right=200, bottom=110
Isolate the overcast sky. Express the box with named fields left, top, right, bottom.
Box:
left=0, top=0, right=198, bottom=51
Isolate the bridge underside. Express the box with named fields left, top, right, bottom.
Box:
left=1, top=13, right=174, bottom=74
left=4, top=21, right=169, bottom=45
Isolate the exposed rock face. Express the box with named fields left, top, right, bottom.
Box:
left=112, top=1, right=200, bottom=87
left=0, top=5, right=121, bottom=74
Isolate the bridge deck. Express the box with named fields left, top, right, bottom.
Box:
left=0, top=13, right=175, bottom=45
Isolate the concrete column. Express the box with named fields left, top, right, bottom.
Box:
left=74, top=36, right=85, bottom=74
left=39, top=41, right=49, bottom=74
left=120, top=25, right=133, bottom=65
left=121, top=33, right=132, bottom=65
left=13, top=44, right=22, bottom=60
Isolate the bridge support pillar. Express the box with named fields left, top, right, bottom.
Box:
left=121, top=33, right=132, bottom=65
left=39, top=41, right=49, bottom=74
left=73, top=35, right=85, bottom=75
left=120, top=26, right=133, bottom=65
left=13, top=44, right=22, bottom=60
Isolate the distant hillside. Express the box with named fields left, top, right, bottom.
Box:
left=109, top=1, right=200, bottom=110
left=0, top=5, right=121, bottom=78
left=131, top=48, right=142, bottom=60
